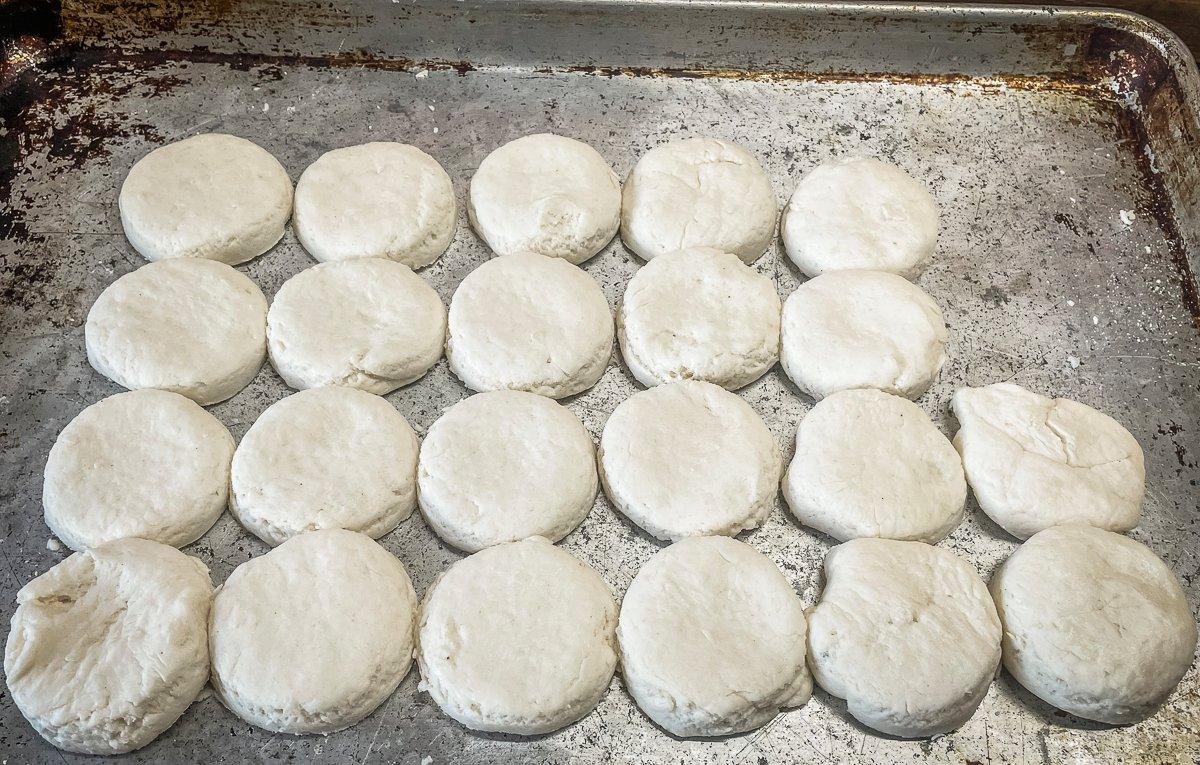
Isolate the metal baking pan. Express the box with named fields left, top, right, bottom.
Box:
left=1, top=1, right=1197, bottom=762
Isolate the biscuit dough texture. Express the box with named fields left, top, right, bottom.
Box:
left=952, top=383, right=1145, bottom=539
left=618, top=536, right=811, bottom=737
left=990, top=524, right=1196, bottom=724
left=43, top=389, right=234, bottom=551
left=4, top=538, right=212, bottom=755
left=85, top=258, right=268, bottom=405
left=417, top=537, right=618, bottom=734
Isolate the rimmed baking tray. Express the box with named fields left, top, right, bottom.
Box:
left=1, top=1, right=1198, bottom=762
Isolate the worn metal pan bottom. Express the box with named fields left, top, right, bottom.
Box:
left=1, top=2, right=1198, bottom=763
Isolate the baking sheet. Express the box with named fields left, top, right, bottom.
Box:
left=1, top=3, right=1198, bottom=763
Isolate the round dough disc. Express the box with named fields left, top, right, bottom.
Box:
left=598, top=380, right=781, bottom=541
left=210, top=529, right=417, bottom=734
left=990, top=524, right=1196, bottom=724
left=951, top=383, right=1145, bottom=539
left=807, top=538, right=1001, bottom=737
left=780, top=269, right=947, bottom=400
left=293, top=142, right=456, bottom=268
left=618, top=536, right=811, bottom=737
left=44, top=389, right=234, bottom=551
left=119, top=133, right=292, bottom=265
left=417, top=536, right=617, bottom=734
left=782, top=156, right=938, bottom=278
left=85, top=259, right=268, bottom=405
left=446, top=252, right=613, bottom=398
left=267, top=258, right=446, bottom=394
left=618, top=246, right=781, bottom=390
left=468, top=133, right=620, bottom=264
left=230, top=386, right=419, bottom=546
left=620, top=138, right=777, bottom=263
left=418, top=390, right=597, bottom=552
left=4, top=538, right=212, bottom=755
left=784, top=388, right=966, bottom=543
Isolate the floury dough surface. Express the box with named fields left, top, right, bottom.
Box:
left=4, top=538, right=212, bottom=755
left=209, top=529, right=417, bottom=735
left=780, top=269, right=947, bottom=400
left=43, top=389, right=233, bottom=551
left=617, top=247, right=781, bottom=390
left=229, top=386, right=419, bottom=546
left=267, top=258, right=446, bottom=394
left=416, top=537, right=618, bottom=734
left=806, top=538, right=1001, bottom=738
left=293, top=142, right=456, bottom=268
left=990, top=525, right=1196, bottom=724
left=781, top=156, right=938, bottom=278
left=84, top=258, right=268, bottom=405
left=118, top=133, right=293, bottom=265
left=952, top=383, right=1145, bottom=539
left=599, top=380, right=781, bottom=541
left=446, top=252, right=613, bottom=398
left=417, top=390, right=597, bottom=552
left=620, top=137, right=777, bottom=263
left=468, top=133, right=620, bottom=264
left=783, top=388, right=966, bottom=543
left=617, top=536, right=811, bottom=737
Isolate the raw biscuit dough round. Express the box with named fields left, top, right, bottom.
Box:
left=119, top=133, right=292, bottom=265
left=416, top=536, right=618, bottom=734
left=85, top=258, right=268, bottom=405
left=620, top=137, right=777, bottom=263
left=4, top=538, right=212, bottom=755
left=807, top=538, right=1001, bottom=737
left=783, top=388, right=966, bottom=543
left=951, top=383, right=1145, bottom=539
left=293, top=142, right=456, bottom=268
left=267, top=258, right=446, bottom=394
left=598, top=380, right=781, bottom=541
left=468, top=133, right=620, bottom=264
left=618, top=536, right=811, bottom=737
left=780, top=269, right=947, bottom=400
left=209, top=529, right=417, bottom=734
left=990, top=524, right=1196, bottom=723
left=446, top=252, right=613, bottom=398
left=782, top=156, right=938, bottom=278
left=230, top=386, right=419, bottom=546
left=43, top=389, right=234, bottom=551
left=418, top=390, right=597, bottom=552
left=618, top=246, right=781, bottom=390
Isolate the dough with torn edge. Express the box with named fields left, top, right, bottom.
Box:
left=782, top=156, right=938, bottom=279
left=43, top=389, right=234, bottom=551
left=4, top=538, right=212, bottom=755
left=468, top=133, right=620, bottom=264
left=293, top=142, right=456, bottom=269
left=620, top=137, right=776, bottom=263
left=780, top=269, right=947, bottom=400
left=418, top=390, right=597, bottom=552
left=618, top=536, right=811, bottom=737
left=446, top=252, right=613, bottom=399
left=85, top=258, right=267, bottom=405
left=599, top=380, right=782, bottom=542
left=209, top=529, right=417, bottom=735
left=807, top=538, right=1001, bottom=738
left=990, top=524, right=1196, bottom=724
left=267, top=258, right=446, bottom=394
left=230, top=386, right=419, bottom=546
left=951, top=382, right=1144, bottom=539
left=119, top=133, right=293, bottom=265
left=618, top=246, right=781, bottom=390
left=417, top=536, right=617, bottom=734
left=784, top=388, right=966, bottom=543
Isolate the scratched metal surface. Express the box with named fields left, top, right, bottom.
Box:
left=1, top=4, right=1199, bottom=764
